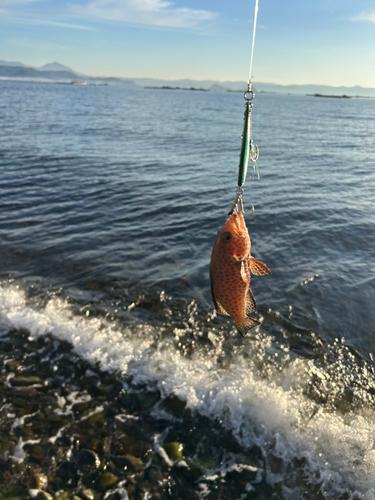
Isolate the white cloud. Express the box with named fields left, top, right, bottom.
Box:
left=19, top=18, right=95, bottom=30
left=351, top=11, right=375, bottom=23
left=70, top=0, right=217, bottom=29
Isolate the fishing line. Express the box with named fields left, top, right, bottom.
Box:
left=233, top=0, right=260, bottom=215
left=248, top=0, right=259, bottom=84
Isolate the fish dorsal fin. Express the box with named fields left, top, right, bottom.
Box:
left=249, top=258, right=271, bottom=276
left=246, top=288, right=257, bottom=314
left=240, top=260, right=251, bottom=285
left=210, top=272, right=230, bottom=316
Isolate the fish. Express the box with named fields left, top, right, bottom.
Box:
left=209, top=211, right=271, bottom=337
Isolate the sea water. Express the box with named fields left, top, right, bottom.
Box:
left=1, top=80, right=375, bottom=499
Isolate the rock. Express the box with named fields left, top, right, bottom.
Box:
left=85, top=412, right=105, bottom=424
left=111, top=435, right=146, bottom=458
left=28, top=444, right=47, bottom=461
left=96, top=471, right=119, bottom=491
left=80, top=489, right=95, bottom=500
left=164, top=395, right=186, bottom=415
left=3, top=485, right=29, bottom=497
left=146, top=466, right=163, bottom=484
left=11, top=376, right=44, bottom=386
left=112, top=454, right=144, bottom=472
left=72, top=402, right=90, bottom=413
left=29, top=473, right=48, bottom=490
left=55, top=491, right=71, bottom=500
left=181, top=458, right=204, bottom=481
left=35, top=491, right=54, bottom=500
left=76, top=449, right=100, bottom=469
left=163, top=442, right=183, bottom=462
left=12, top=387, right=38, bottom=398
left=11, top=397, right=27, bottom=408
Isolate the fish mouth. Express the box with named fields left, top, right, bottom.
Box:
left=227, top=212, right=247, bottom=237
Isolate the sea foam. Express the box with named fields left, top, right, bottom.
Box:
left=1, top=283, right=375, bottom=499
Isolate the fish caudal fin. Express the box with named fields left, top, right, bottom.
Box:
left=235, top=317, right=260, bottom=337
left=249, top=258, right=271, bottom=276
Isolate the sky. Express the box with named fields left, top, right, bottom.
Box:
left=1, top=0, right=375, bottom=87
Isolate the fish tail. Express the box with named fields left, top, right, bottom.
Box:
left=235, top=316, right=260, bottom=337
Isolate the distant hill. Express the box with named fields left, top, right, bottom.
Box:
left=0, top=61, right=137, bottom=87
left=38, top=62, right=75, bottom=73
left=1, top=60, right=375, bottom=97
left=0, top=60, right=28, bottom=68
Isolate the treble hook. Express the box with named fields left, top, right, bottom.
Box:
left=228, top=188, right=255, bottom=216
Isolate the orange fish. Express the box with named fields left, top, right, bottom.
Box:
left=210, top=211, right=270, bottom=337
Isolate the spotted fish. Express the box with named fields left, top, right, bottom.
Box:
left=209, top=211, right=270, bottom=337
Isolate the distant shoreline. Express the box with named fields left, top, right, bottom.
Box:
left=1, top=78, right=374, bottom=99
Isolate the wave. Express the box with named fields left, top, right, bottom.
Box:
left=1, top=282, right=375, bottom=499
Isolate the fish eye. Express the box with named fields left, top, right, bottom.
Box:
left=221, top=232, right=232, bottom=242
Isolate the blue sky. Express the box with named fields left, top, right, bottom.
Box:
left=1, top=0, right=375, bottom=86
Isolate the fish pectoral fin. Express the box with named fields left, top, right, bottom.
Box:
left=249, top=258, right=271, bottom=276
left=210, top=272, right=230, bottom=316
left=240, top=260, right=251, bottom=285
left=246, top=288, right=257, bottom=314
left=235, top=317, right=260, bottom=337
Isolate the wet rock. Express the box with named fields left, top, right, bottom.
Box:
left=146, top=466, right=163, bottom=484
left=29, top=473, right=48, bottom=490
left=111, top=434, right=146, bottom=458
left=27, top=444, right=47, bottom=462
left=95, top=471, right=119, bottom=491
left=116, top=454, right=144, bottom=472
left=34, top=491, right=53, bottom=500
left=80, top=489, right=95, bottom=500
left=11, top=376, right=44, bottom=387
left=163, top=395, right=186, bottom=416
left=12, top=387, right=38, bottom=398
left=72, top=402, right=90, bottom=414
left=55, top=491, right=71, bottom=500
left=12, top=398, right=28, bottom=409
left=3, top=485, right=29, bottom=497
left=76, top=449, right=101, bottom=469
left=163, top=442, right=184, bottom=462
left=85, top=412, right=105, bottom=424
left=181, top=458, right=204, bottom=481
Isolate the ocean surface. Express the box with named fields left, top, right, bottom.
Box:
left=1, top=80, right=375, bottom=499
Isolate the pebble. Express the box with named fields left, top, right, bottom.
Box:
left=95, top=471, right=119, bottom=491
left=163, top=442, right=184, bottom=462
left=29, top=473, right=48, bottom=490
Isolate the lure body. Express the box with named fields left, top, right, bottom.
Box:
left=238, top=101, right=252, bottom=187
left=210, top=211, right=270, bottom=337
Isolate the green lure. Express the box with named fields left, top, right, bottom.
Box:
left=237, top=87, right=259, bottom=188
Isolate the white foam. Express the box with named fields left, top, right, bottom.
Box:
left=1, top=284, right=375, bottom=498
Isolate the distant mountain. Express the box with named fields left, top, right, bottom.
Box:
left=38, top=62, right=75, bottom=72
left=0, top=60, right=28, bottom=67
left=0, top=61, right=137, bottom=87
left=1, top=60, right=375, bottom=97
left=0, top=65, right=79, bottom=81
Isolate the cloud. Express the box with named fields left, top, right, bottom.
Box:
left=350, top=11, right=375, bottom=23
left=70, top=0, right=217, bottom=29
left=18, top=17, right=95, bottom=30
